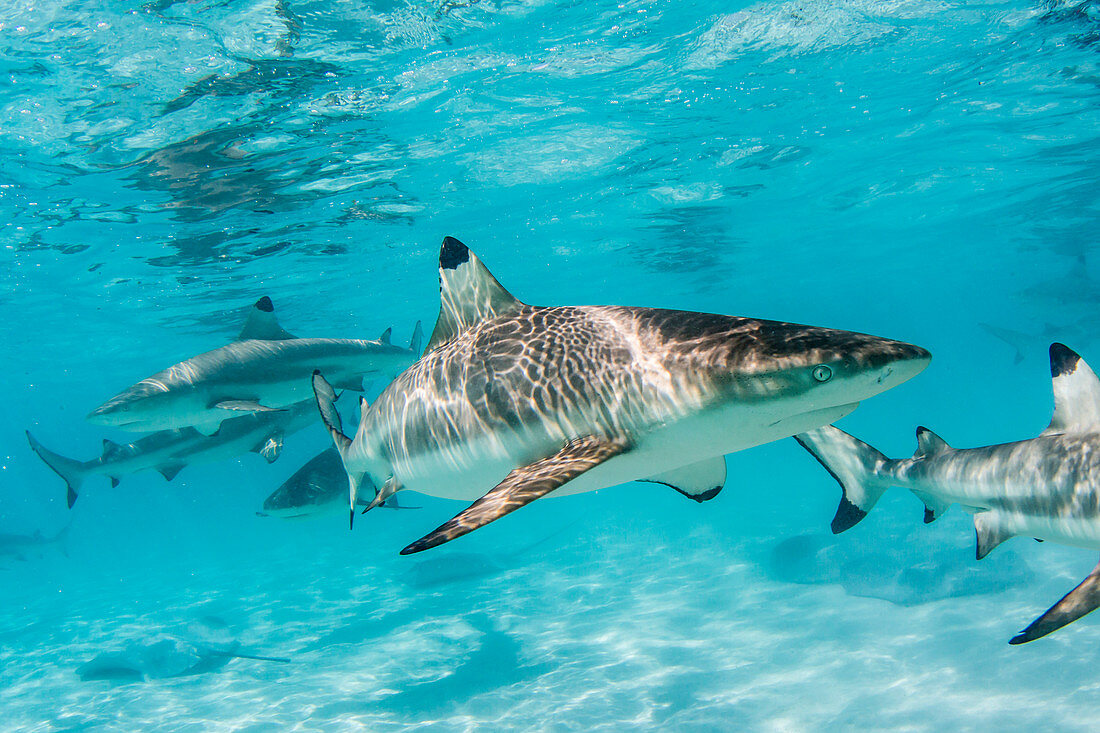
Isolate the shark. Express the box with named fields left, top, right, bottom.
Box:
left=87, top=296, right=422, bottom=435
left=0, top=524, right=69, bottom=561
left=257, top=446, right=419, bottom=518
left=30, top=399, right=317, bottom=508
left=795, top=343, right=1100, bottom=644
left=313, top=236, right=931, bottom=553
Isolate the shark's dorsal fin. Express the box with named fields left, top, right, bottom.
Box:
left=913, top=426, right=950, bottom=459
left=378, top=327, right=392, bottom=345
left=1044, top=343, right=1100, bottom=435
left=425, top=237, right=524, bottom=354
left=237, top=297, right=297, bottom=341
left=102, top=439, right=124, bottom=460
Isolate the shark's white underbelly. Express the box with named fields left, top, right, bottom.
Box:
left=396, top=399, right=858, bottom=501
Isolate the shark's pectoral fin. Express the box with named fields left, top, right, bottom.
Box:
left=1011, top=556, right=1100, bottom=644
left=253, top=432, right=284, bottom=463
left=400, top=435, right=629, bottom=555
left=912, top=490, right=948, bottom=524
left=212, top=400, right=284, bottom=413
left=157, top=463, right=186, bottom=481
left=639, top=456, right=726, bottom=502
left=974, top=510, right=1015, bottom=560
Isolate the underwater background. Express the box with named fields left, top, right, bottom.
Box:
left=3, top=0, right=1100, bottom=729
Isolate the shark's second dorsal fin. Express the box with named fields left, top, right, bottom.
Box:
left=237, top=297, right=297, bottom=341
left=425, top=237, right=523, bottom=354
left=1044, top=343, right=1100, bottom=435
left=913, top=426, right=950, bottom=458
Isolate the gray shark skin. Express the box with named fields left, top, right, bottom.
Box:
left=796, top=343, right=1100, bottom=644
left=30, top=399, right=317, bottom=508
left=314, top=236, right=930, bottom=553
left=0, top=524, right=68, bottom=560
left=87, top=296, right=422, bottom=435
left=257, top=446, right=418, bottom=518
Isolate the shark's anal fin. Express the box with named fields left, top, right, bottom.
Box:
left=638, top=456, right=726, bottom=502
left=400, top=435, right=629, bottom=554
left=237, top=296, right=297, bottom=341
left=974, top=511, right=1015, bottom=560
left=912, top=490, right=949, bottom=524
left=212, top=400, right=284, bottom=413
left=425, top=237, right=524, bottom=353
left=253, top=431, right=284, bottom=463
left=158, top=463, right=186, bottom=481
left=1011, top=555, right=1100, bottom=644
left=1044, top=343, right=1100, bottom=435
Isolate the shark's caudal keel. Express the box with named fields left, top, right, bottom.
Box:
left=87, top=296, right=422, bottom=434
left=795, top=343, right=1100, bottom=644
left=314, top=236, right=930, bottom=553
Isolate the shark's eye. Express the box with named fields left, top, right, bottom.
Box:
left=812, top=365, right=833, bottom=383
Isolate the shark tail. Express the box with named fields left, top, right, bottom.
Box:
left=794, top=425, right=893, bottom=533
left=311, top=371, right=365, bottom=529
left=26, top=431, right=90, bottom=509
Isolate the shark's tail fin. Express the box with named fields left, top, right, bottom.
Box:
left=26, top=431, right=90, bottom=509
left=311, top=371, right=365, bottom=530
left=794, top=425, right=893, bottom=533
left=409, top=320, right=423, bottom=355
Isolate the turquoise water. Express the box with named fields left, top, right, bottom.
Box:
left=4, top=0, right=1100, bottom=729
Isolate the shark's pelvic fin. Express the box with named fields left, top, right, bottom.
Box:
left=914, top=426, right=951, bottom=458
left=253, top=431, right=284, bottom=463
left=27, top=431, right=89, bottom=509
left=639, top=456, right=726, bottom=502
left=974, top=510, right=1015, bottom=560
left=312, top=371, right=363, bottom=529
left=157, top=463, right=186, bottom=481
left=794, top=426, right=891, bottom=533
left=237, top=296, right=297, bottom=341
left=212, top=400, right=284, bottom=413
left=1044, top=343, right=1100, bottom=435
left=400, top=435, right=630, bottom=554
left=425, top=236, right=524, bottom=354
left=378, top=327, right=392, bottom=345
left=1010, top=556, right=1100, bottom=644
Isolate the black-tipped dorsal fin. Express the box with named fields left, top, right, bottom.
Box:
left=1045, top=343, right=1100, bottom=435
left=913, top=426, right=950, bottom=458
left=237, top=296, right=297, bottom=341
left=424, top=237, right=523, bottom=354
left=1011, top=555, right=1100, bottom=644
left=378, top=327, right=392, bottom=345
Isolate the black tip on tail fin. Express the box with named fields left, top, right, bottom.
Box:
left=831, top=496, right=868, bottom=534
left=27, top=430, right=87, bottom=509
left=440, top=236, right=470, bottom=270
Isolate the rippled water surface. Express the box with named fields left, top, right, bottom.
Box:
left=4, top=0, right=1100, bottom=730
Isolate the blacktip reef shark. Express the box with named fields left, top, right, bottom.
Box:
left=257, top=447, right=419, bottom=518
left=313, top=236, right=931, bottom=552
left=87, top=296, right=422, bottom=435
left=30, top=399, right=318, bottom=508
left=796, top=343, right=1100, bottom=644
